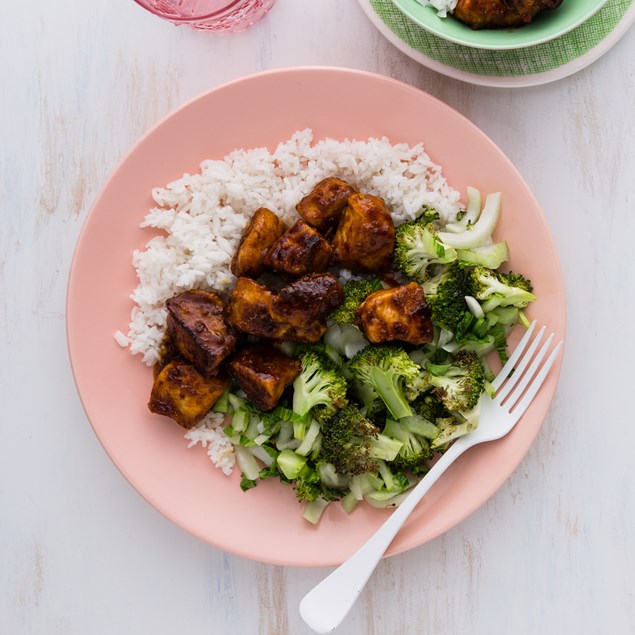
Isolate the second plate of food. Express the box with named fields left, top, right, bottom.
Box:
left=392, top=0, right=609, bottom=49
left=67, top=67, right=565, bottom=567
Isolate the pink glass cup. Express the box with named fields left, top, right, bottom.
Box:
left=132, top=0, right=276, bottom=33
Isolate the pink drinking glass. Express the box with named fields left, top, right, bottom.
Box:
left=132, top=0, right=277, bottom=33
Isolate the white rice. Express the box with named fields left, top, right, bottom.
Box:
left=116, top=129, right=462, bottom=475
left=184, top=411, right=235, bottom=476
left=116, top=129, right=461, bottom=367
left=415, top=0, right=457, bottom=18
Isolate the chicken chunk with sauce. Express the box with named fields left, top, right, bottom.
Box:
left=270, top=273, right=344, bottom=328
left=231, top=207, right=287, bottom=278
left=455, top=0, right=564, bottom=29
left=331, top=193, right=395, bottom=273
left=148, top=359, right=229, bottom=428
left=166, top=289, right=237, bottom=377
left=296, top=177, right=357, bottom=235
left=226, top=275, right=343, bottom=343
left=264, top=220, right=332, bottom=279
left=227, top=345, right=302, bottom=411
left=355, top=282, right=434, bottom=345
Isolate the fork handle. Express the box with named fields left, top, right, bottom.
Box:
left=299, top=436, right=473, bottom=634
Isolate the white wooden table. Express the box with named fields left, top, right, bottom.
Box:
left=3, top=1, right=635, bottom=633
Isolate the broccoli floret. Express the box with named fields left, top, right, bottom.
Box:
left=328, top=278, right=383, bottom=325
left=430, top=417, right=473, bottom=451
left=349, top=345, right=421, bottom=420
left=383, top=419, right=433, bottom=473
left=413, top=392, right=452, bottom=423
left=294, top=467, right=343, bottom=503
left=292, top=351, right=348, bottom=419
left=394, top=220, right=457, bottom=282
left=363, top=398, right=388, bottom=426
left=425, top=350, right=485, bottom=412
left=274, top=452, right=343, bottom=503
left=319, top=404, right=403, bottom=476
left=292, top=465, right=322, bottom=502
left=469, top=266, right=536, bottom=314
left=416, top=206, right=441, bottom=225
left=421, top=262, right=472, bottom=333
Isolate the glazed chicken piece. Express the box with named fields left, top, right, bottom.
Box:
left=270, top=273, right=344, bottom=328
left=227, top=345, right=302, bottom=411
left=231, top=207, right=287, bottom=278
left=264, top=220, right=332, bottom=278
left=226, top=275, right=343, bottom=343
left=166, top=290, right=237, bottom=377
left=225, top=278, right=281, bottom=339
left=148, top=359, right=229, bottom=428
left=454, top=0, right=564, bottom=29
left=331, top=193, right=395, bottom=273
left=296, top=177, right=357, bottom=235
left=355, top=282, right=434, bottom=345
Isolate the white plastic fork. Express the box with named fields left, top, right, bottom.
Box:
left=300, top=321, right=563, bottom=634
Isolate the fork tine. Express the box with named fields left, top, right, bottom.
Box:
left=505, top=341, right=563, bottom=420
left=492, top=320, right=537, bottom=391
left=495, top=325, right=545, bottom=402
left=503, top=333, right=555, bottom=410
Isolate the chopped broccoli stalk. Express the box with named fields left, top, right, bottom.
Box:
left=324, top=323, right=370, bottom=359
left=445, top=186, right=482, bottom=233
left=328, top=278, right=383, bottom=325
left=469, top=266, right=536, bottom=314
left=369, top=433, right=405, bottom=462
left=212, top=385, right=231, bottom=413
left=421, top=262, right=472, bottom=333
left=457, top=241, right=509, bottom=269
left=303, top=497, right=330, bottom=524
left=438, top=192, right=502, bottom=250
left=399, top=414, right=439, bottom=440
left=375, top=459, right=396, bottom=491
left=518, top=310, right=532, bottom=329
left=375, top=459, right=411, bottom=492
left=394, top=220, right=457, bottom=282
left=276, top=449, right=307, bottom=480
left=319, top=404, right=402, bottom=475
left=342, top=490, right=359, bottom=514
left=295, top=419, right=322, bottom=456
left=246, top=444, right=276, bottom=466
left=425, top=350, right=485, bottom=412
left=349, top=472, right=384, bottom=500
left=349, top=345, right=421, bottom=420
left=292, top=350, right=348, bottom=419
left=364, top=489, right=413, bottom=508
left=234, top=444, right=261, bottom=482
left=487, top=306, right=521, bottom=326
left=317, top=462, right=351, bottom=490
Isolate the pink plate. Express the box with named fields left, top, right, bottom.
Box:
left=67, top=67, right=565, bottom=567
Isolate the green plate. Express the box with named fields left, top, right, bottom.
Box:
left=391, top=0, right=610, bottom=49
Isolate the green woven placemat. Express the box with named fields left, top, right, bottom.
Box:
left=369, top=0, right=632, bottom=76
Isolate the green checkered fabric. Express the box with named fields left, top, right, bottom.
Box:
left=369, top=0, right=632, bottom=76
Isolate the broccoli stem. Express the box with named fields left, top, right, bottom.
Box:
left=277, top=449, right=307, bottom=480
left=368, top=367, right=413, bottom=420
left=303, top=497, right=330, bottom=524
